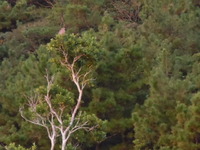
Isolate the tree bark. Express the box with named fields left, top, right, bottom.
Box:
left=61, top=136, right=67, bottom=150
left=50, top=139, right=55, bottom=150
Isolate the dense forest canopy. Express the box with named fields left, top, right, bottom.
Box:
left=0, top=0, right=200, bottom=149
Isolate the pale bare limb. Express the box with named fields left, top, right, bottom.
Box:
left=20, top=73, right=59, bottom=150
left=58, top=50, right=95, bottom=150
left=21, top=49, right=95, bottom=150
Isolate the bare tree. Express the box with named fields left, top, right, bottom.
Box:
left=20, top=52, right=95, bottom=150
left=20, top=76, right=58, bottom=150
left=58, top=51, right=94, bottom=150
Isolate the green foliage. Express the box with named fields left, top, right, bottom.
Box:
left=47, top=0, right=104, bottom=32
left=0, top=0, right=199, bottom=149
left=0, top=0, right=38, bottom=31
left=132, top=0, right=200, bottom=149
left=5, top=143, right=36, bottom=150
left=0, top=41, right=56, bottom=149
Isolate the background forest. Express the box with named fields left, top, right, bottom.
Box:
left=0, top=0, right=200, bottom=150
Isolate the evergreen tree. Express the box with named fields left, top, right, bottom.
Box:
left=132, top=0, right=200, bottom=149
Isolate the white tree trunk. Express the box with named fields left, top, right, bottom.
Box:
left=61, top=141, right=67, bottom=150
left=50, top=139, right=55, bottom=150
left=61, top=133, right=67, bottom=150
left=21, top=54, right=93, bottom=150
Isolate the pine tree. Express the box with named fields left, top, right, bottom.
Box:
left=132, top=0, right=200, bottom=149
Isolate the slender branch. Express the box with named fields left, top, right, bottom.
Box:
left=21, top=48, right=95, bottom=150
left=44, top=73, right=63, bottom=125
left=20, top=72, right=59, bottom=150
left=20, top=108, right=47, bottom=128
